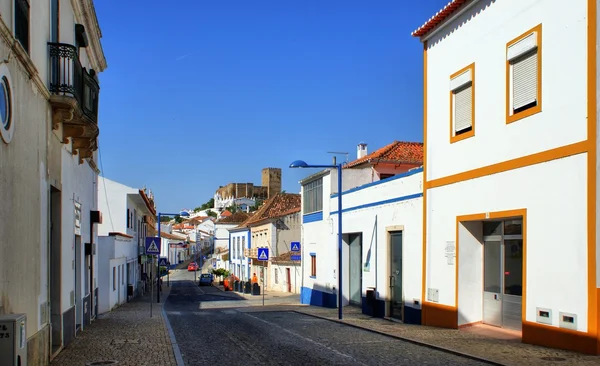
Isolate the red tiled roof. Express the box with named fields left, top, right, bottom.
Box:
left=216, top=211, right=250, bottom=224
left=245, top=193, right=300, bottom=226
left=108, top=232, right=133, bottom=238
left=221, top=210, right=233, bottom=217
left=271, top=251, right=301, bottom=263
left=138, top=189, right=156, bottom=215
left=411, top=0, right=469, bottom=38
left=160, top=232, right=186, bottom=240
left=344, top=141, right=423, bottom=168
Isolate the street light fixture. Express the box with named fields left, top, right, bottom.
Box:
left=289, top=159, right=343, bottom=320
left=157, top=211, right=190, bottom=303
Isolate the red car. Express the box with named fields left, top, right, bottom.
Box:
left=187, top=262, right=199, bottom=271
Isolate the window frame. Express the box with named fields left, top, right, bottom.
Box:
left=310, top=254, right=316, bottom=278
left=0, top=64, right=14, bottom=144
left=449, top=63, right=475, bottom=143
left=506, top=24, right=542, bottom=124
left=14, top=0, right=30, bottom=54
left=302, top=178, right=323, bottom=214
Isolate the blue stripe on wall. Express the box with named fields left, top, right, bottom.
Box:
left=331, top=193, right=423, bottom=215
left=331, top=167, right=423, bottom=198
left=303, top=211, right=323, bottom=223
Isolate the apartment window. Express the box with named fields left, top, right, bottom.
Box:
left=506, top=24, right=542, bottom=124
left=112, top=267, right=116, bottom=290
left=310, top=253, right=316, bottom=277
left=449, top=63, right=475, bottom=143
left=122, top=265, right=124, bottom=285
left=126, top=209, right=130, bottom=228
left=134, top=210, right=138, bottom=232
left=241, top=237, right=245, bottom=259
left=303, top=178, right=323, bottom=214
left=14, top=0, right=29, bottom=53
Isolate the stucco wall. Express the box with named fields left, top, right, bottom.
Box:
left=425, top=0, right=587, bottom=181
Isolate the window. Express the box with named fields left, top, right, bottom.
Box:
left=241, top=237, right=245, bottom=259
left=449, top=63, right=475, bottom=143
left=310, top=254, right=316, bottom=277
left=303, top=178, right=323, bottom=214
left=121, top=265, right=124, bottom=285
left=112, top=267, right=116, bottom=290
left=14, top=0, right=29, bottom=53
left=506, top=24, right=542, bottom=124
left=274, top=268, right=279, bottom=284
left=0, top=66, right=14, bottom=144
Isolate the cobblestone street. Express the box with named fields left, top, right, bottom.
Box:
left=51, top=284, right=176, bottom=366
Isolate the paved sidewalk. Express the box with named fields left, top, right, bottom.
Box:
left=51, top=285, right=177, bottom=366
left=294, top=306, right=600, bottom=366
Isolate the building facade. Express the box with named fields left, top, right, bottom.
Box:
left=229, top=224, right=251, bottom=282
left=0, top=0, right=106, bottom=364
left=412, top=0, right=598, bottom=354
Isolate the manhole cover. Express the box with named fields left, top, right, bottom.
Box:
left=86, top=361, right=119, bottom=366
left=540, top=357, right=566, bottom=362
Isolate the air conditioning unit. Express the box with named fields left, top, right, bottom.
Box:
left=0, top=314, right=27, bottom=366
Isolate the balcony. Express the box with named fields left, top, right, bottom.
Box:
left=48, top=42, right=100, bottom=164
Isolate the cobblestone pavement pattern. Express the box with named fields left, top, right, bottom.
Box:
left=51, top=284, right=176, bottom=366
left=293, top=306, right=600, bottom=366
left=166, top=280, right=489, bottom=365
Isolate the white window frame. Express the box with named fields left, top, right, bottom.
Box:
left=0, top=64, right=14, bottom=144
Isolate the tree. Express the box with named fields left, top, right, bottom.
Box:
left=160, top=216, right=171, bottom=223
left=174, top=215, right=184, bottom=224
left=206, top=210, right=217, bottom=218
left=226, top=205, right=238, bottom=214
left=250, top=199, right=264, bottom=211
left=200, top=198, right=215, bottom=210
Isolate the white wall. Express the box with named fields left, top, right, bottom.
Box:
left=330, top=170, right=423, bottom=308
left=97, top=177, right=137, bottom=236
left=97, top=235, right=136, bottom=314
left=425, top=0, right=587, bottom=181
left=230, top=230, right=250, bottom=281
left=215, top=223, right=237, bottom=251
left=270, top=264, right=301, bottom=293
left=427, top=154, right=588, bottom=330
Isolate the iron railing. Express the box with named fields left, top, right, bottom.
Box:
left=48, top=42, right=100, bottom=123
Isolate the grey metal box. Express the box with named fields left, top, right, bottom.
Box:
left=0, top=314, right=27, bottom=366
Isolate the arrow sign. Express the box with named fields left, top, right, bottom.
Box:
left=145, top=237, right=161, bottom=255
left=257, top=248, right=269, bottom=261
left=290, top=241, right=300, bottom=252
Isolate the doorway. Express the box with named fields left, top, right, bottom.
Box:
left=50, top=186, right=62, bottom=354
left=347, top=234, right=362, bottom=305
left=74, top=235, right=82, bottom=333
left=286, top=268, right=291, bottom=292
left=482, top=220, right=523, bottom=331
left=389, top=232, right=403, bottom=320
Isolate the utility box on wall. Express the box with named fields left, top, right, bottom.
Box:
left=0, top=313, right=27, bottom=366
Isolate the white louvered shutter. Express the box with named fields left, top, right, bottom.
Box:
left=512, top=51, right=537, bottom=110
left=454, top=85, right=472, bottom=133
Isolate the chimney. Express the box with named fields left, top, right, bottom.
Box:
left=357, top=142, right=368, bottom=159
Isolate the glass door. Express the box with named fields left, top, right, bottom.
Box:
left=349, top=234, right=362, bottom=305
left=483, top=239, right=502, bottom=327
left=390, top=232, right=403, bottom=320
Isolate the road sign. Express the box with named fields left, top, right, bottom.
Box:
left=291, top=255, right=301, bottom=261
left=145, top=237, right=161, bottom=255
left=290, top=242, right=301, bottom=252
left=158, top=257, right=168, bottom=266
left=257, top=248, right=269, bottom=261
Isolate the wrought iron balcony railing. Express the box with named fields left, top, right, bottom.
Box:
left=48, top=42, right=100, bottom=123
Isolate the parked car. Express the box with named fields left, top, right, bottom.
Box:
left=199, top=273, right=213, bottom=286
left=187, top=262, right=199, bottom=271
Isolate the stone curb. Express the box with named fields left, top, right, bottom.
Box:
left=161, top=293, right=184, bottom=366
left=292, top=310, right=506, bottom=366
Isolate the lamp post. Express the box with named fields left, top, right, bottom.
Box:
left=290, top=160, right=343, bottom=320
left=157, top=211, right=190, bottom=303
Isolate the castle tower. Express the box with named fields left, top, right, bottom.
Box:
left=261, top=167, right=282, bottom=198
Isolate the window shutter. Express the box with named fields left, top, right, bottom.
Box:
left=512, top=51, right=537, bottom=110
left=453, top=85, right=472, bottom=133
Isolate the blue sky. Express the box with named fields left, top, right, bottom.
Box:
left=94, top=0, right=447, bottom=213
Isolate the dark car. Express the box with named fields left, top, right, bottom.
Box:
left=199, top=273, right=213, bottom=286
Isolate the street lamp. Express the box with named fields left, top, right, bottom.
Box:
left=289, top=159, right=343, bottom=320
left=157, top=211, right=190, bottom=303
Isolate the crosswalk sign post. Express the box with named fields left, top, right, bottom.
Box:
left=257, top=248, right=269, bottom=261
left=290, top=242, right=300, bottom=252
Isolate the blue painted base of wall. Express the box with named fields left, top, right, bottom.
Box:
left=404, top=306, right=421, bottom=325
left=301, top=287, right=337, bottom=308
left=361, top=296, right=386, bottom=318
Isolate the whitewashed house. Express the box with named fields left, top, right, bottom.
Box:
left=214, top=212, right=250, bottom=271
left=96, top=177, right=156, bottom=310
left=0, top=0, right=107, bottom=363
left=299, top=142, right=423, bottom=308
left=411, top=0, right=599, bottom=355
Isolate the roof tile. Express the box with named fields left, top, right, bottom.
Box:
left=411, top=0, right=469, bottom=38
left=216, top=211, right=250, bottom=224
left=344, top=141, right=423, bottom=168
left=245, top=193, right=301, bottom=226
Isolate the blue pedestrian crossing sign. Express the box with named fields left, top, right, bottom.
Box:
left=145, top=237, right=161, bottom=255
left=158, top=257, right=168, bottom=266
left=257, top=248, right=269, bottom=261
left=290, top=242, right=301, bottom=252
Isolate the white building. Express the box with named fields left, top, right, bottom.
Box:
left=96, top=177, right=156, bottom=310
left=97, top=233, right=138, bottom=314
left=411, top=0, right=598, bottom=355
left=0, top=0, right=107, bottom=364
left=229, top=223, right=251, bottom=282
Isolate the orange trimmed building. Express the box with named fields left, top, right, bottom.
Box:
left=412, top=0, right=599, bottom=355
